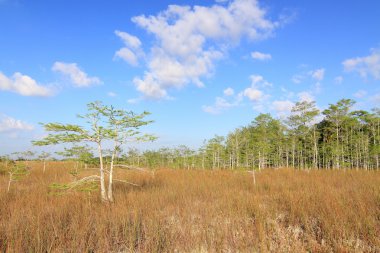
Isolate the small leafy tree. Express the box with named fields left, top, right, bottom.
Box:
left=21, top=151, right=35, bottom=166
left=56, top=145, right=94, bottom=177
left=0, top=155, right=11, bottom=170
left=33, top=101, right=156, bottom=202
left=2, top=162, right=30, bottom=192
left=38, top=151, right=51, bottom=173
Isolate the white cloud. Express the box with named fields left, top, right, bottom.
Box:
left=202, top=97, right=239, bottom=114
left=291, top=74, right=304, bottom=84
left=0, top=72, right=54, bottom=97
left=251, top=51, right=272, bottom=60
left=334, top=76, right=343, bottom=84
left=298, top=91, right=314, bottom=102
left=223, top=87, right=234, bottom=96
left=127, top=98, right=141, bottom=104
left=202, top=105, right=218, bottom=114
left=115, top=30, right=141, bottom=49
left=52, top=62, right=102, bottom=87
left=353, top=90, right=367, bottom=98
left=272, top=100, right=294, bottom=117
left=203, top=74, right=272, bottom=114
left=133, top=74, right=168, bottom=99
left=241, top=74, right=271, bottom=102
left=121, top=0, right=280, bottom=99
left=107, top=91, right=117, bottom=97
left=343, top=48, right=380, bottom=80
left=280, top=87, right=295, bottom=100
left=309, top=68, right=325, bottom=81
left=0, top=114, right=34, bottom=132
left=243, top=87, right=263, bottom=101
left=272, top=100, right=294, bottom=112
left=250, top=74, right=272, bottom=87
left=292, top=68, right=325, bottom=86
left=203, top=87, right=242, bottom=114
left=115, top=48, right=139, bottom=66
left=114, top=31, right=144, bottom=66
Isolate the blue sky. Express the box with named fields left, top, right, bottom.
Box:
left=0, top=0, right=379, bottom=155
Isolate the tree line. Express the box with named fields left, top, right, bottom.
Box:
left=122, top=99, right=379, bottom=170
left=1, top=98, right=378, bottom=201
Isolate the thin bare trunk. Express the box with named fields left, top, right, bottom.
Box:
left=108, top=142, right=118, bottom=202
left=258, top=151, right=261, bottom=171
left=98, top=143, right=107, bottom=202
left=7, top=172, right=12, bottom=192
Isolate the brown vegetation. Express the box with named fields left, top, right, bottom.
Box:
left=0, top=161, right=379, bottom=252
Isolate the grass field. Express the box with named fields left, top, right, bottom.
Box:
left=0, top=161, right=379, bottom=252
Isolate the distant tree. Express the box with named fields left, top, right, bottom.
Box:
left=56, top=145, right=94, bottom=176
left=80, top=98, right=378, bottom=172
left=38, top=151, right=51, bottom=173
left=288, top=101, right=320, bottom=169
left=0, top=155, right=12, bottom=169
left=4, top=162, right=30, bottom=192
left=322, top=99, right=355, bottom=169
left=12, top=151, right=35, bottom=166
left=205, top=136, right=225, bottom=169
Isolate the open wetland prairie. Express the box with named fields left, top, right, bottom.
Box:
left=0, top=161, right=379, bottom=252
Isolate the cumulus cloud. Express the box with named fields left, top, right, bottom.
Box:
left=298, top=91, right=314, bottom=102
left=115, top=30, right=141, bottom=49
left=203, top=87, right=242, bottom=114
left=107, top=91, right=117, bottom=97
left=292, top=67, right=325, bottom=84
left=127, top=98, right=141, bottom=104
left=354, top=90, right=367, bottom=98
left=115, top=47, right=140, bottom=66
left=236, top=74, right=273, bottom=104
left=249, top=74, right=272, bottom=87
left=223, top=87, right=234, bottom=96
left=309, top=68, right=325, bottom=81
left=202, top=97, right=240, bottom=114
left=114, top=30, right=144, bottom=66
left=251, top=51, right=272, bottom=60
left=52, top=62, right=102, bottom=87
left=241, top=74, right=271, bottom=101
left=291, top=74, right=304, bottom=84
left=272, top=100, right=294, bottom=112
left=272, top=100, right=294, bottom=116
left=343, top=48, right=380, bottom=80
left=117, top=0, right=280, bottom=99
left=0, top=72, right=54, bottom=97
left=0, top=114, right=34, bottom=132
left=133, top=74, right=168, bottom=99
left=243, top=87, right=263, bottom=101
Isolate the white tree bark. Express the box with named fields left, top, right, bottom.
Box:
left=98, top=143, right=107, bottom=202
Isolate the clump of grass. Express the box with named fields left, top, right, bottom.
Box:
left=0, top=162, right=379, bottom=252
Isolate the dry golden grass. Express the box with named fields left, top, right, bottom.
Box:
left=0, top=161, right=379, bottom=252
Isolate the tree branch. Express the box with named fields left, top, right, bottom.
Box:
left=113, top=164, right=154, bottom=175
left=113, top=179, right=141, bottom=187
